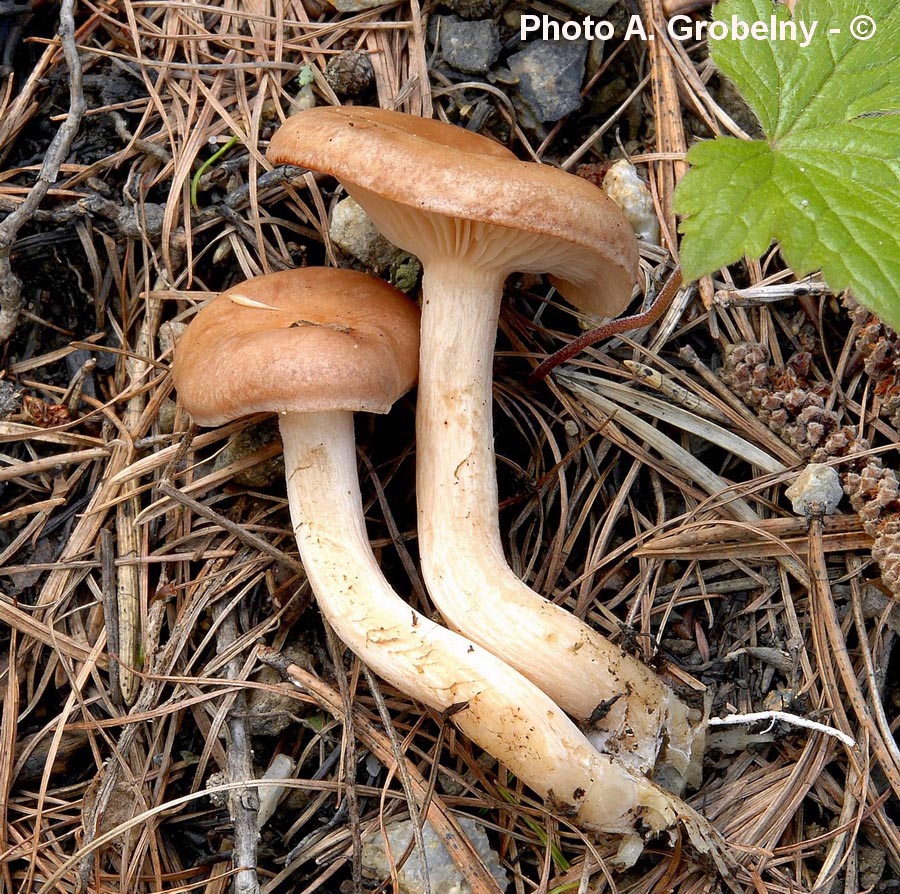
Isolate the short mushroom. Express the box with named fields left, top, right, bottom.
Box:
left=267, top=108, right=704, bottom=787
left=171, top=267, right=709, bottom=852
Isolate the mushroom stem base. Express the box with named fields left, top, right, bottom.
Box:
left=277, top=410, right=694, bottom=841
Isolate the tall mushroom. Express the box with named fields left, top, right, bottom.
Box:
left=267, top=108, right=704, bottom=788
left=171, top=266, right=714, bottom=855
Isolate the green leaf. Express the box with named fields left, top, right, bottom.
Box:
left=674, top=0, right=900, bottom=327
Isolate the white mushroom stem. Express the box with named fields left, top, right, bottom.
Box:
left=277, top=409, right=684, bottom=839
left=415, top=265, right=703, bottom=785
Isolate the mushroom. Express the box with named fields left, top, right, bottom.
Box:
left=170, top=266, right=712, bottom=854
left=267, top=108, right=704, bottom=788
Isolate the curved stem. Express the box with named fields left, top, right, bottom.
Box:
left=415, top=267, right=703, bottom=787
left=278, top=410, right=680, bottom=838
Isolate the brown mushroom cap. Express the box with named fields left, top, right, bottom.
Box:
left=267, top=106, right=639, bottom=316
left=172, top=267, right=420, bottom=427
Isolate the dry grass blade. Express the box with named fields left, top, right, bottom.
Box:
left=562, top=370, right=786, bottom=474
left=0, top=597, right=108, bottom=668
left=155, top=479, right=305, bottom=575
left=808, top=516, right=900, bottom=797
left=0, top=631, right=19, bottom=894
left=638, top=515, right=872, bottom=560
left=642, top=0, right=687, bottom=249
left=560, top=374, right=773, bottom=524
left=558, top=373, right=819, bottom=591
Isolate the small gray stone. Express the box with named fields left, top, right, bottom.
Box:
left=554, top=0, right=615, bottom=15
left=330, top=196, right=406, bottom=271
left=442, top=0, right=500, bottom=19
left=157, top=397, right=177, bottom=435
left=508, top=39, right=588, bottom=122
left=362, top=816, right=508, bottom=894
left=0, top=379, right=21, bottom=419
left=438, top=15, right=500, bottom=74
left=158, top=320, right=186, bottom=357
left=247, top=645, right=314, bottom=736
left=213, top=418, right=284, bottom=488
left=858, top=843, right=886, bottom=890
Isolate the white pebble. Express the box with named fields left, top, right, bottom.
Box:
left=602, top=159, right=660, bottom=245
left=785, top=463, right=842, bottom=516
left=257, top=753, right=296, bottom=828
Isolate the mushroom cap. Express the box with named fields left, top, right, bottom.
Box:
left=267, top=106, right=639, bottom=317
left=172, top=267, right=420, bottom=427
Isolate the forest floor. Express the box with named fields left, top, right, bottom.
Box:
left=0, top=0, right=897, bottom=892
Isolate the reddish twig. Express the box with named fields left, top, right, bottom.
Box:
left=528, top=266, right=683, bottom=385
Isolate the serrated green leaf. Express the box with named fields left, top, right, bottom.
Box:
left=674, top=0, right=900, bottom=327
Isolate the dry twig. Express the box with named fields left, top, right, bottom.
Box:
left=0, top=0, right=84, bottom=344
